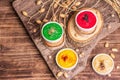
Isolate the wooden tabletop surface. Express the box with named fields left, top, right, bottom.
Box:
left=0, top=0, right=120, bottom=80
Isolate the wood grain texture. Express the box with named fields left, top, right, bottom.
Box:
left=0, top=0, right=120, bottom=80
left=12, top=0, right=120, bottom=80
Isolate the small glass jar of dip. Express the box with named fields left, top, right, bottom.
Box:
left=56, top=48, right=78, bottom=70
left=75, top=10, right=98, bottom=34
left=92, top=53, right=114, bottom=75
left=41, top=22, right=64, bottom=47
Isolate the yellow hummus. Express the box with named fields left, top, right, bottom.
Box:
left=93, top=54, right=114, bottom=74
left=57, top=49, right=77, bottom=68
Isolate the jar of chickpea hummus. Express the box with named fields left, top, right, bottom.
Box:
left=92, top=53, right=114, bottom=75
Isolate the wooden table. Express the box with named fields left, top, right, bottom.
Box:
left=0, top=0, right=120, bottom=80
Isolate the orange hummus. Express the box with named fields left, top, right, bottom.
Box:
left=56, top=49, right=77, bottom=69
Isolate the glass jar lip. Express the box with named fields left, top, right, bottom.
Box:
left=41, top=21, right=64, bottom=43
left=75, top=10, right=98, bottom=32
